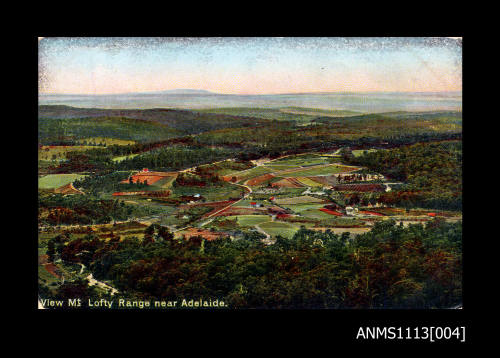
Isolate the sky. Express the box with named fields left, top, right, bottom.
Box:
left=38, top=37, right=462, bottom=95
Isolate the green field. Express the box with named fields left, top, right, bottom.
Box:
left=236, top=166, right=274, bottom=183
left=155, top=176, right=176, bottom=189
left=263, top=164, right=299, bottom=171
left=281, top=164, right=356, bottom=177
left=352, top=149, right=378, bottom=157
left=226, top=215, right=271, bottom=227
left=38, top=174, right=87, bottom=189
left=171, top=183, right=245, bottom=202
left=38, top=145, right=97, bottom=161
left=258, top=221, right=302, bottom=239
left=294, top=177, right=325, bottom=187
left=279, top=203, right=326, bottom=213
left=268, top=154, right=332, bottom=167
left=234, top=198, right=270, bottom=207
left=300, top=209, right=340, bottom=220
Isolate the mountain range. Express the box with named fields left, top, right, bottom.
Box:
left=39, top=90, right=462, bottom=113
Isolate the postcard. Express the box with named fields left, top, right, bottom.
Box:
left=38, top=37, right=462, bottom=312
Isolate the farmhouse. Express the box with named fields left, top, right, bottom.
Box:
left=345, top=206, right=359, bottom=216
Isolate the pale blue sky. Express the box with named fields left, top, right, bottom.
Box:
left=39, top=37, right=462, bottom=95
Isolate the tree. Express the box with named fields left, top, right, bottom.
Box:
left=47, top=239, right=56, bottom=262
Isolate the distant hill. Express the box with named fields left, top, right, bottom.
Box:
left=123, top=89, right=217, bottom=95
left=38, top=91, right=462, bottom=112
left=38, top=105, right=273, bottom=138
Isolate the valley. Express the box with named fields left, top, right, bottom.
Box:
left=38, top=103, right=462, bottom=309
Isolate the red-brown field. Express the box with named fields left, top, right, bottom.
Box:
left=307, top=176, right=337, bottom=186
left=359, top=210, right=385, bottom=216
left=319, top=208, right=344, bottom=216
left=120, top=170, right=177, bottom=185
left=178, top=228, right=229, bottom=241
left=247, top=174, right=275, bottom=186
left=270, top=178, right=304, bottom=188
left=44, top=263, right=62, bottom=279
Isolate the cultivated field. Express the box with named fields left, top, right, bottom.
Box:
left=38, top=146, right=97, bottom=161
left=258, top=221, right=302, bottom=239
left=225, top=215, right=272, bottom=227
left=273, top=195, right=327, bottom=205
left=279, top=164, right=358, bottom=177
left=39, top=174, right=87, bottom=189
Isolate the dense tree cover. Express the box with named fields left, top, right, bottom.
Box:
left=114, top=146, right=239, bottom=172
left=312, top=112, right=461, bottom=138
left=51, top=149, right=115, bottom=172
left=174, top=172, right=221, bottom=187
left=50, top=145, right=241, bottom=174
left=73, top=171, right=136, bottom=195
left=38, top=192, right=162, bottom=226
left=348, top=141, right=462, bottom=211
left=38, top=116, right=182, bottom=144
left=85, top=136, right=194, bottom=157
left=38, top=106, right=273, bottom=139
left=44, top=220, right=461, bottom=309
left=43, top=112, right=461, bottom=175
left=195, top=160, right=254, bottom=174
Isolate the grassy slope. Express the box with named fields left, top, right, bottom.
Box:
left=38, top=174, right=87, bottom=189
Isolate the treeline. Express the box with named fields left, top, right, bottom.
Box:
left=50, top=145, right=240, bottom=173
left=42, top=219, right=462, bottom=309
left=114, top=146, right=238, bottom=172
left=174, top=172, right=222, bottom=187
left=47, top=123, right=461, bottom=175
left=96, top=136, right=194, bottom=157
left=38, top=116, right=181, bottom=144
left=73, top=171, right=138, bottom=195
left=348, top=141, right=462, bottom=211
left=38, top=192, right=161, bottom=226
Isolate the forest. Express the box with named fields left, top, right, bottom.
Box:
left=43, top=219, right=462, bottom=309
left=38, top=192, right=162, bottom=226
left=347, top=141, right=462, bottom=211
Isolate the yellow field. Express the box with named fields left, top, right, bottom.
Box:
left=295, top=177, right=324, bottom=187
left=274, top=195, right=326, bottom=205
left=76, top=137, right=136, bottom=146
left=38, top=146, right=96, bottom=161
